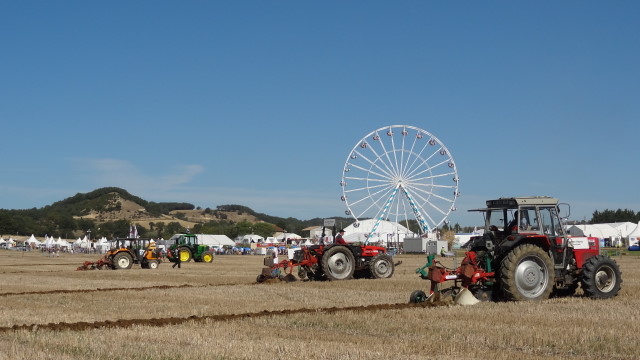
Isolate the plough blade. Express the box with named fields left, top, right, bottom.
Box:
left=453, top=288, right=480, bottom=306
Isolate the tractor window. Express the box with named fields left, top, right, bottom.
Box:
left=487, top=209, right=507, bottom=231
left=539, top=207, right=557, bottom=237
left=519, top=207, right=539, bottom=231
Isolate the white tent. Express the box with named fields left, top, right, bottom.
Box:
left=56, top=237, right=71, bottom=248
left=168, top=234, right=236, bottom=248
left=343, top=219, right=417, bottom=245
left=627, top=221, right=640, bottom=246
left=95, top=237, right=110, bottom=252
left=26, top=234, right=39, bottom=244
left=278, top=232, right=301, bottom=241
left=74, top=237, right=89, bottom=249
left=565, top=222, right=635, bottom=246
left=199, top=234, right=235, bottom=248
left=242, top=234, right=264, bottom=243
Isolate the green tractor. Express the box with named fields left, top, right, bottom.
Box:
left=167, top=233, right=214, bottom=263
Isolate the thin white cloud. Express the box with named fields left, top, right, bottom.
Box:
left=77, top=158, right=204, bottom=194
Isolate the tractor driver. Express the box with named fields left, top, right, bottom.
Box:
left=334, top=229, right=347, bottom=245
left=506, top=211, right=519, bottom=236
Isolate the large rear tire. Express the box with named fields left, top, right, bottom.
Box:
left=581, top=255, right=622, bottom=299
left=321, top=246, right=355, bottom=281
left=500, top=244, right=554, bottom=301
left=369, top=253, right=394, bottom=279
left=113, top=252, right=133, bottom=270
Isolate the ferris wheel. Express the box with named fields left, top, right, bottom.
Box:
left=340, top=125, right=459, bottom=238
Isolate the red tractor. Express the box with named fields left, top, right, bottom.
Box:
left=411, top=196, right=623, bottom=303
left=257, top=243, right=395, bottom=282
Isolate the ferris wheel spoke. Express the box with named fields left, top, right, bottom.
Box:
left=386, top=127, right=402, bottom=176
left=398, top=129, right=408, bottom=178
left=367, top=186, right=401, bottom=238
left=347, top=161, right=394, bottom=181
left=410, top=183, right=456, bottom=203
left=407, top=172, right=457, bottom=183
left=347, top=183, right=395, bottom=208
left=405, top=187, right=442, bottom=222
left=353, top=149, right=396, bottom=180
left=400, top=147, right=425, bottom=180
left=344, top=176, right=390, bottom=184
left=357, top=139, right=398, bottom=178
left=406, top=158, right=452, bottom=180
left=421, top=183, right=457, bottom=190
left=404, top=149, right=443, bottom=180
left=411, top=191, right=456, bottom=214
left=372, top=131, right=401, bottom=178
left=353, top=186, right=397, bottom=220
left=344, top=183, right=390, bottom=196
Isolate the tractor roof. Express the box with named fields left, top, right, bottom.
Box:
left=469, top=196, right=559, bottom=212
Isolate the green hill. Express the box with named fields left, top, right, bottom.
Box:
left=0, top=187, right=352, bottom=240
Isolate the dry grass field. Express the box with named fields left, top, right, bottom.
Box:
left=0, top=249, right=638, bottom=360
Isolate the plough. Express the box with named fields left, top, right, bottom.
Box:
left=77, top=257, right=111, bottom=271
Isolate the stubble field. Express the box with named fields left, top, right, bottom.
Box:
left=0, top=249, right=638, bottom=360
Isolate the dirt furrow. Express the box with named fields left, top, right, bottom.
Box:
left=0, top=283, right=243, bottom=297
left=0, top=301, right=447, bottom=333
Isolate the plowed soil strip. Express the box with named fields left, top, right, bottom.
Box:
left=0, top=283, right=241, bottom=297
left=0, top=301, right=447, bottom=333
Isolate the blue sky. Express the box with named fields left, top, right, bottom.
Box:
left=1, top=1, right=638, bottom=227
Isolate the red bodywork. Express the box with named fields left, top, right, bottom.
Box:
left=265, top=244, right=387, bottom=277
left=566, top=236, right=600, bottom=268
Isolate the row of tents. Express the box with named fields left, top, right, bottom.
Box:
left=0, top=234, right=108, bottom=250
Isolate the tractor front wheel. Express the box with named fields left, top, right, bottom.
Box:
left=148, top=260, right=159, bottom=269
left=321, top=246, right=355, bottom=281
left=369, top=253, right=394, bottom=279
left=201, top=251, right=214, bottom=263
left=113, top=252, right=133, bottom=270
left=581, top=255, right=622, bottom=299
left=500, top=244, right=554, bottom=301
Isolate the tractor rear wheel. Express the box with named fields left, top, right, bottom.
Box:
left=321, top=246, right=355, bottom=281
left=500, top=244, right=554, bottom=301
left=179, top=248, right=192, bottom=262
left=581, top=255, right=622, bottom=299
left=200, top=251, right=214, bottom=263
left=369, top=253, right=394, bottom=279
left=113, top=252, right=133, bottom=270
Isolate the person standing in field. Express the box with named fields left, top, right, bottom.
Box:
left=172, top=248, right=181, bottom=269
